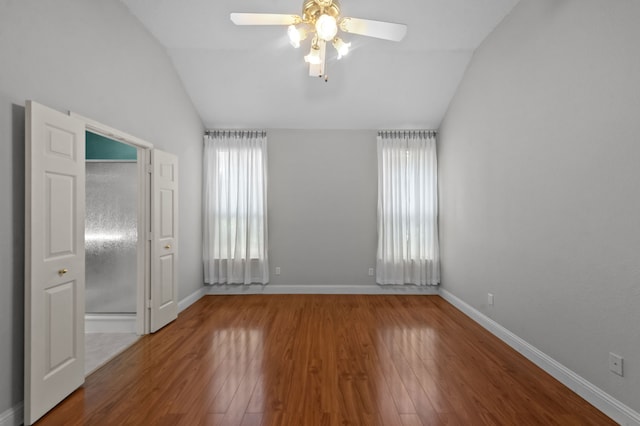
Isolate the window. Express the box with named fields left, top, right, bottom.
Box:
left=203, top=130, right=269, bottom=284
left=376, top=131, right=440, bottom=285
left=211, top=147, right=265, bottom=259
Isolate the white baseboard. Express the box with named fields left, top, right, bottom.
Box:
left=205, top=284, right=440, bottom=295
left=0, top=402, right=22, bottom=426
left=439, top=288, right=640, bottom=426
left=178, top=287, right=207, bottom=312
left=85, top=314, right=136, bottom=333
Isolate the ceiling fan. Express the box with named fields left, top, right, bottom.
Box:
left=230, top=0, right=407, bottom=80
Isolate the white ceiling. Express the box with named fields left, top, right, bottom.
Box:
left=121, top=0, right=520, bottom=130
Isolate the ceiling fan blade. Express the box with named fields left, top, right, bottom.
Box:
left=230, top=13, right=301, bottom=26
left=339, top=17, right=407, bottom=41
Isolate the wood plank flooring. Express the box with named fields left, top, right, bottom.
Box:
left=37, top=295, right=616, bottom=425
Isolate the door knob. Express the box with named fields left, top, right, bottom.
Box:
left=164, top=244, right=171, bottom=249
left=58, top=268, right=68, bottom=275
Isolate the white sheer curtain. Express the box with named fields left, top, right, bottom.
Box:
left=203, top=130, right=269, bottom=284
left=377, top=130, right=440, bottom=285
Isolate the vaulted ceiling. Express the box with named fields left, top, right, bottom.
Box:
left=122, top=0, right=520, bottom=129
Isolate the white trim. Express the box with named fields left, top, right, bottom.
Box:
left=71, top=112, right=153, bottom=335
left=140, top=148, right=152, bottom=334
left=0, top=403, right=22, bottom=426
left=439, top=288, right=640, bottom=426
left=85, top=314, right=137, bottom=334
left=206, top=284, right=440, bottom=295
left=69, top=112, right=153, bottom=149
left=178, top=287, right=208, bottom=312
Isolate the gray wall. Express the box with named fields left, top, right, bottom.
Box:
left=0, top=0, right=204, bottom=415
left=267, top=130, right=378, bottom=287
left=439, top=0, right=640, bottom=411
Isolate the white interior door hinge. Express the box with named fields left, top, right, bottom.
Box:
left=146, top=299, right=152, bottom=309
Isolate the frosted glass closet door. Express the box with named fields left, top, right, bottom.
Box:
left=85, top=162, right=138, bottom=313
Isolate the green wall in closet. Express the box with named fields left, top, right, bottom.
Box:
left=86, top=131, right=137, bottom=160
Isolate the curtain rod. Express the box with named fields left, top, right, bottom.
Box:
left=204, top=130, right=267, bottom=140
left=205, top=129, right=266, bottom=135
left=378, top=129, right=438, bottom=133
left=378, top=130, right=438, bottom=137
left=206, top=129, right=437, bottom=134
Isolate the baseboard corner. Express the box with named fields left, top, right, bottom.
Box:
left=178, top=286, right=207, bottom=312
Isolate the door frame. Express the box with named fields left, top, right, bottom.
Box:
left=70, top=112, right=153, bottom=334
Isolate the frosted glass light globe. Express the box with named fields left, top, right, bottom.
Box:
left=288, top=25, right=301, bottom=48
left=304, top=46, right=322, bottom=64
left=332, top=37, right=351, bottom=59
left=315, top=14, right=338, bottom=41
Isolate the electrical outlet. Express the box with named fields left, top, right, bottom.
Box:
left=368, top=268, right=374, bottom=276
left=487, top=293, right=494, bottom=306
left=275, top=267, right=281, bottom=275
left=609, top=353, right=623, bottom=376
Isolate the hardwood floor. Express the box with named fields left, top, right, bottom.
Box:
left=37, top=295, right=615, bottom=425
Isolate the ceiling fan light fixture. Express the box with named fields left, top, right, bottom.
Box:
left=304, top=44, right=322, bottom=65
left=332, top=37, right=351, bottom=59
left=315, top=14, right=338, bottom=41
left=288, top=25, right=302, bottom=48
left=288, top=24, right=312, bottom=48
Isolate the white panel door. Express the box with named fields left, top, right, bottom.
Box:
left=150, top=149, right=179, bottom=332
left=24, top=101, right=86, bottom=425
